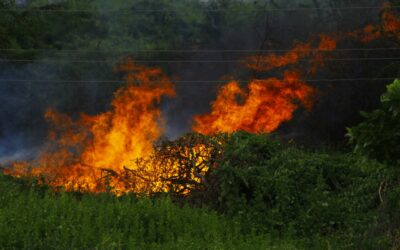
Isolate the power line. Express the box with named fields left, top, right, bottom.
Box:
left=0, top=48, right=399, bottom=54
left=0, top=77, right=396, bottom=84
left=0, top=58, right=399, bottom=64
left=0, top=6, right=398, bottom=13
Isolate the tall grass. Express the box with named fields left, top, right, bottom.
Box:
left=0, top=174, right=302, bottom=250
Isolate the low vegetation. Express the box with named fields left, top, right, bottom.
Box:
left=0, top=174, right=298, bottom=250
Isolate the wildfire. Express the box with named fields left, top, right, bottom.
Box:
left=5, top=58, right=178, bottom=194
left=193, top=2, right=399, bottom=135
left=193, top=72, right=314, bottom=134
left=245, top=34, right=337, bottom=73
left=2, top=3, right=399, bottom=195
left=381, top=4, right=400, bottom=41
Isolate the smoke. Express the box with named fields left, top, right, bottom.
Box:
left=0, top=0, right=398, bottom=163
left=0, top=60, right=121, bottom=163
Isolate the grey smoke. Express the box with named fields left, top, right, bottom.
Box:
left=0, top=0, right=397, bottom=163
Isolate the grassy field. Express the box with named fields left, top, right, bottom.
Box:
left=0, top=174, right=309, bottom=250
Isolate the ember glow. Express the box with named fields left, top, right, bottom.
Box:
left=350, top=3, right=400, bottom=42
left=380, top=4, right=400, bottom=41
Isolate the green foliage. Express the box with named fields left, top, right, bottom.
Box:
left=0, top=0, right=265, bottom=60
left=0, top=0, right=266, bottom=94
left=212, top=132, right=385, bottom=240
left=0, top=174, right=302, bottom=250
left=91, top=0, right=208, bottom=51
left=0, top=0, right=208, bottom=54
left=347, top=79, right=400, bottom=164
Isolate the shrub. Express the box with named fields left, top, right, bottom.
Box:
left=212, top=132, right=384, bottom=237
left=347, top=79, right=400, bottom=164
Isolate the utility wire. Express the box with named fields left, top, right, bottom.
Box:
left=0, top=78, right=397, bottom=84
left=0, top=6, right=398, bottom=13
left=0, top=58, right=399, bottom=64
left=0, top=48, right=399, bottom=53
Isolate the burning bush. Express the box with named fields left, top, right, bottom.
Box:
left=3, top=58, right=225, bottom=194
left=95, top=133, right=225, bottom=196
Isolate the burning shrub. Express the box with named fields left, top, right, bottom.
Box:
left=99, top=133, right=225, bottom=196
left=152, top=133, right=224, bottom=195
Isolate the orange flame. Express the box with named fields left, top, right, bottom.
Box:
left=3, top=3, right=399, bottom=194
left=193, top=2, right=399, bottom=135
left=246, top=34, right=338, bottom=73
left=381, top=5, right=400, bottom=41
left=349, top=2, right=400, bottom=42
left=193, top=72, right=314, bottom=134
left=5, top=58, right=177, bottom=194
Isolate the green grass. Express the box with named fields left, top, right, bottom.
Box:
left=0, top=174, right=306, bottom=250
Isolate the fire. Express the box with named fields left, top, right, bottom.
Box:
left=3, top=3, right=399, bottom=195
left=246, top=34, right=337, bottom=73
left=4, top=59, right=222, bottom=195
left=349, top=2, right=400, bottom=42
left=193, top=72, right=314, bottom=134
left=193, top=2, right=399, bottom=135
left=5, top=58, right=177, bottom=194
left=381, top=5, right=400, bottom=41
left=78, top=59, right=175, bottom=170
